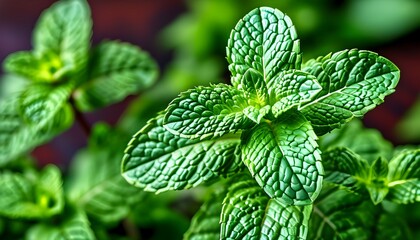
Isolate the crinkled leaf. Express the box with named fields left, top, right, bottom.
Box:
left=227, top=7, right=301, bottom=87
left=184, top=188, right=226, bottom=240
left=243, top=105, right=271, bottom=124
left=0, top=98, right=73, bottom=166
left=268, top=70, right=322, bottom=117
left=26, top=206, right=94, bottom=240
left=241, top=110, right=323, bottom=205
left=0, top=165, right=64, bottom=219
left=301, top=49, right=400, bottom=135
left=163, top=84, right=254, bottom=139
left=122, top=115, right=243, bottom=193
left=73, top=40, right=158, bottom=111
left=309, top=187, right=379, bottom=240
left=319, top=119, right=393, bottom=163
left=33, top=0, right=91, bottom=77
left=322, top=147, right=369, bottom=193
left=221, top=174, right=312, bottom=239
left=387, top=149, right=420, bottom=204
left=67, top=123, right=145, bottom=224
left=18, top=82, right=73, bottom=125
left=239, top=69, right=268, bottom=105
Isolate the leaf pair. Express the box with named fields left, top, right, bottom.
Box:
left=323, top=147, right=420, bottom=205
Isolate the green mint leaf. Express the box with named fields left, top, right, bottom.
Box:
left=184, top=188, right=226, bottom=240
left=375, top=212, right=413, bottom=240
left=73, top=40, right=158, bottom=112
left=301, top=49, right=400, bottom=135
left=227, top=7, right=301, bottom=87
left=221, top=174, right=312, bottom=239
left=387, top=149, right=420, bottom=204
left=26, top=206, right=95, bottom=240
left=122, top=115, right=243, bottom=193
left=240, top=69, right=268, bottom=105
left=66, top=123, right=146, bottom=224
left=367, top=157, right=389, bottom=204
left=3, top=52, right=54, bottom=82
left=268, top=70, right=322, bottom=117
left=0, top=165, right=64, bottom=219
left=319, top=119, right=393, bottom=164
left=18, top=82, right=73, bottom=125
left=163, top=84, right=254, bottom=139
left=33, top=0, right=92, bottom=76
left=309, top=188, right=379, bottom=240
left=0, top=98, right=73, bottom=165
left=322, top=147, right=369, bottom=193
left=241, top=110, right=323, bottom=205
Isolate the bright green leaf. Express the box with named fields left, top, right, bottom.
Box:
left=227, top=7, right=301, bottom=87
left=73, top=40, right=158, bottom=111
left=184, top=188, right=226, bottom=240
left=66, top=123, right=146, bottom=224
left=239, top=69, right=268, bottom=105
left=268, top=70, right=322, bottom=117
left=163, top=84, right=254, bottom=139
left=301, top=49, right=400, bottom=135
left=322, top=147, right=369, bottom=193
left=387, top=149, right=420, bottom=204
left=0, top=98, right=73, bottom=166
left=221, top=174, right=312, bottom=239
left=241, top=110, right=323, bottom=205
left=0, top=165, right=64, bottom=219
left=122, top=115, right=243, bottom=193
left=33, top=0, right=92, bottom=76
left=26, top=206, right=95, bottom=240
left=309, top=187, right=379, bottom=240
left=3, top=52, right=51, bottom=82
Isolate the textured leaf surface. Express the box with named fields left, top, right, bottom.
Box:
left=26, top=207, right=94, bottom=240
left=309, top=187, right=378, bottom=240
left=67, top=123, right=145, bottom=224
left=268, top=70, right=321, bottom=117
left=33, top=0, right=91, bottom=76
left=221, top=174, right=312, bottom=239
left=241, top=110, right=323, bottom=205
left=322, top=147, right=369, bottom=193
left=227, top=7, right=301, bottom=87
left=122, top=115, right=243, bottom=192
left=0, top=98, right=73, bottom=165
left=301, top=49, right=400, bottom=135
left=387, top=149, right=420, bottom=204
left=73, top=41, right=158, bottom=111
left=184, top=188, right=226, bottom=240
left=0, top=165, right=64, bottom=219
left=18, top=82, right=73, bottom=125
left=164, top=84, right=254, bottom=139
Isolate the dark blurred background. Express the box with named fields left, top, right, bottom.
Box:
left=1, top=0, right=419, bottom=166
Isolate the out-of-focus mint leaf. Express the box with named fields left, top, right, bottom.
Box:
left=73, top=40, right=158, bottom=112
left=0, top=165, right=64, bottom=219
left=66, top=123, right=145, bottom=224
left=33, top=0, right=92, bottom=78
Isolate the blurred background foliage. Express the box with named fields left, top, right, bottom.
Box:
left=0, top=0, right=419, bottom=239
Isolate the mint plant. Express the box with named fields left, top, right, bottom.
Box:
left=0, top=0, right=158, bottom=166
left=122, top=7, right=402, bottom=239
